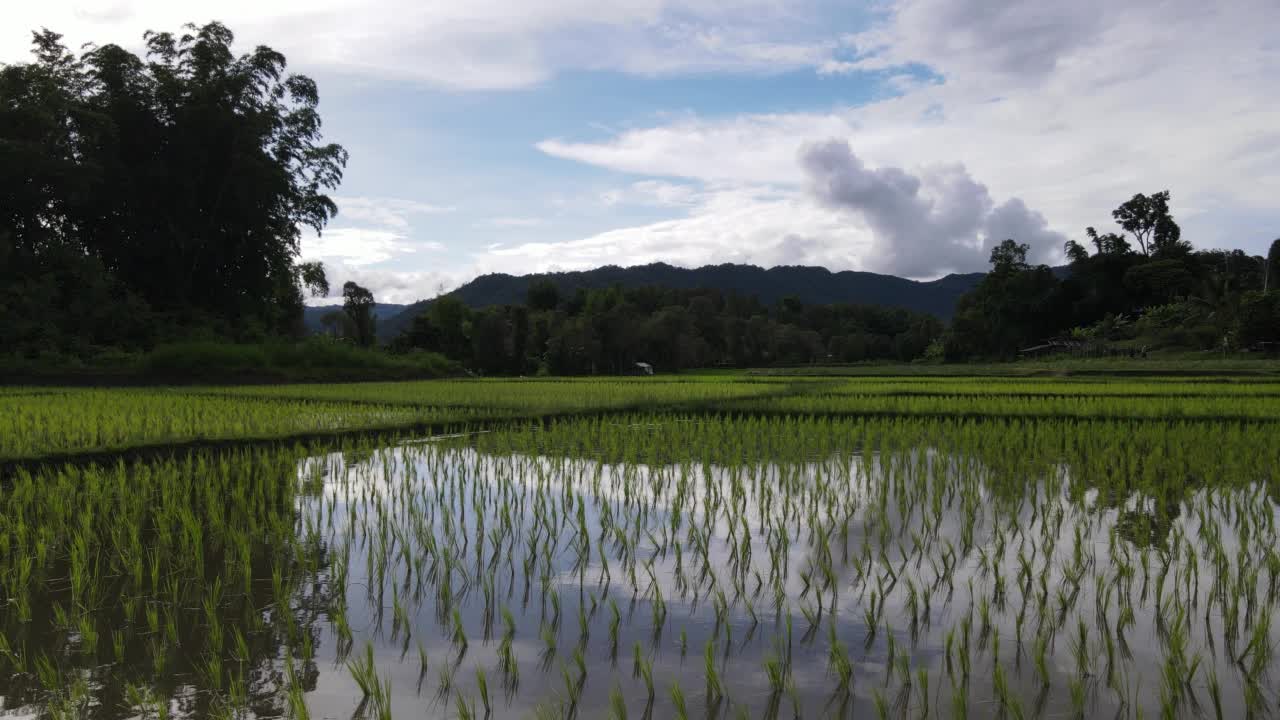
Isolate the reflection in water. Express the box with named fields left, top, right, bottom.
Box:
left=0, top=450, right=337, bottom=720
left=2, top=415, right=1278, bottom=719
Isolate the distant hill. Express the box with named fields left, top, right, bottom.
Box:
left=303, top=303, right=408, bottom=334
left=379, top=262, right=986, bottom=342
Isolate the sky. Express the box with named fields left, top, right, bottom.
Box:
left=5, top=0, right=1279, bottom=304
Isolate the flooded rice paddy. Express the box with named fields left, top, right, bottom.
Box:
left=2, top=413, right=1279, bottom=719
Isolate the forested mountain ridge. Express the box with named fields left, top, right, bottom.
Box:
left=380, top=262, right=986, bottom=341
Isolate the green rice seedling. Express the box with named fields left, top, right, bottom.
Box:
left=455, top=693, right=477, bottom=720
left=573, top=645, right=588, bottom=682
left=873, top=688, right=890, bottom=720
left=476, top=668, right=491, bottom=716
left=609, top=682, right=628, bottom=720
left=1207, top=667, right=1223, bottom=720
left=1068, top=677, right=1085, bottom=719
left=285, top=654, right=310, bottom=720
left=669, top=681, right=688, bottom=720
left=763, top=652, right=785, bottom=695
left=437, top=661, right=456, bottom=699
left=609, top=599, right=622, bottom=656
left=451, top=608, right=469, bottom=653
left=348, top=642, right=379, bottom=699
left=704, top=640, right=723, bottom=701
left=639, top=654, right=655, bottom=699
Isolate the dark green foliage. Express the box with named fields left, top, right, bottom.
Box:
left=392, top=286, right=943, bottom=374
left=142, top=338, right=453, bottom=380
left=380, top=263, right=984, bottom=340
left=1236, top=292, right=1280, bottom=349
left=526, top=280, right=560, bottom=312
left=0, top=338, right=454, bottom=382
left=1123, top=259, right=1195, bottom=305
left=342, top=282, right=377, bottom=348
left=0, top=23, right=344, bottom=356
left=1111, top=190, right=1187, bottom=257
left=946, top=257, right=1061, bottom=360
left=948, top=190, right=1274, bottom=359
left=1266, top=239, right=1280, bottom=293
left=988, top=239, right=1031, bottom=275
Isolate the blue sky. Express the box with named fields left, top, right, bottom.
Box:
left=6, top=0, right=1279, bottom=303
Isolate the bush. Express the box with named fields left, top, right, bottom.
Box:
left=1236, top=291, right=1280, bottom=349
left=144, top=338, right=456, bottom=380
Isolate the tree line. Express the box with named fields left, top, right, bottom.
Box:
left=946, top=192, right=1280, bottom=359
left=388, top=284, right=943, bottom=374
left=382, top=191, right=1277, bottom=371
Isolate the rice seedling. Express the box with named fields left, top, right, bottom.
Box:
left=3, top=374, right=1278, bottom=719
left=609, top=682, right=628, bottom=720
left=669, top=681, right=688, bottom=720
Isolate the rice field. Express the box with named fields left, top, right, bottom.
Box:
left=198, top=377, right=796, bottom=411
left=0, top=390, right=495, bottom=461
left=1, top=373, right=1278, bottom=719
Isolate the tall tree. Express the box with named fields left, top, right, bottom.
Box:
left=988, top=239, right=1030, bottom=275
left=1266, top=238, right=1280, bottom=293
left=1112, top=191, right=1186, bottom=257
left=342, top=282, right=376, bottom=347
left=1064, top=240, right=1091, bottom=264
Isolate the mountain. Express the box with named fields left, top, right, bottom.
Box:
left=379, top=262, right=986, bottom=341
left=303, top=303, right=408, bottom=334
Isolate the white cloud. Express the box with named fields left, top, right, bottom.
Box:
left=303, top=227, right=443, bottom=266
left=483, top=217, right=546, bottom=228
left=3, top=0, right=856, bottom=89
left=333, top=196, right=453, bottom=230
left=471, top=185, right=872, bottom=277
left=599, top=180, right=702, bottom=208
left=536, top=0, right=1280, bottom=264
left=307, top=260, right=462, bottom=305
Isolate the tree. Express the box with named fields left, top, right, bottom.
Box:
left=1064, top=240, right=1091, bottom=264
left=526, top=280, right=560, bottom=312
left=1266, top=238, right=1280, bottom=293
left=1236, top=291, right=1280, bottom=349
left=342, top=282, right=376, bottom=347
left=988, top=239, right=1030, bottom=275
left=1086, top=227, right=1132, bottom=256
left=945, top=240, right=1063, bottom=359
left=0, top=22, right=346, bottom=351
left=297, top=263, right=330, bottom=299
left=1123, top=259, right=1194, bottom=305
left=1112, top=191, right=1186, bottom=257
left=318, top=310, right=350, bottom=338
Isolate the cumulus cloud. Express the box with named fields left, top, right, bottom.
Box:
left=799, top=139, right=1062, bottom=275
